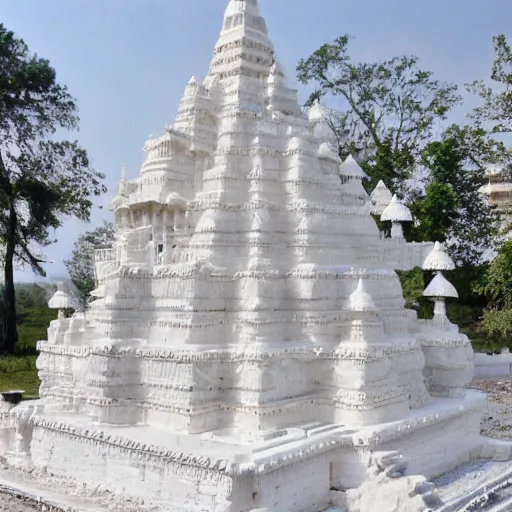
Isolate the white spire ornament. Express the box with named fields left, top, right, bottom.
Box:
left=339, top=154, right=369, bottom=180
left=48, top=282, right=73, bottom=320
left=423, top=272, right=458, bottom=324
left=109, top=164, right=129, bottom=212
left=380, top=194, right=412, bottom=239
left=422, top=242, right=457, bottom=326
left=370, top=180, right=393, bottom=216
left=422, top=241, right=455, bottom=271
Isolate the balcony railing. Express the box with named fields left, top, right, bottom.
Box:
left=94, top=248, right=116, bottom=262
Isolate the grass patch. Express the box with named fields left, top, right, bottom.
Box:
left=0, top=355, right=39, bottom=399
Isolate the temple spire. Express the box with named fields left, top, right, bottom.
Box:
left=223, top=0, right=261, bottom=20
left=210, top=0, right=272, bottom=77
left=118, top=164, right=126, bottom=195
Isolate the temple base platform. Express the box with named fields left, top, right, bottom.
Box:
left=0, top=390, right=510, bottom=512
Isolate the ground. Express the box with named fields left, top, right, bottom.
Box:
left=471, top=377, right=512, bottom=440
left=0, top=494, right=40, bottom=511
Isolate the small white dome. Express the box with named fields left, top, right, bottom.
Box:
left=109, top=194, right=128, bottom=212
left=423, top=272, right=458, bottom=299
left=422, top=242, right=455, bottom=271
left=369, top=180, right=393, bottom=215
left=380, top=195, right=412, bottom=222
left=48, top=283, right=72, bottom=310
left=339, top=155, right=369, bottom=180
left=348, top=279, right=377, bottom=311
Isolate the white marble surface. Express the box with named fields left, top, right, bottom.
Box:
left=0, top=1, right=507, bottom=511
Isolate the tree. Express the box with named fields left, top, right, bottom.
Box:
left=468, top=34, right=512, bottom=134
left=408, top=125, right=503, bottom=265
left=476, top=241, right=512, bottom=344
left=0, top=24, right=106, bottom=354
left=64, top=221, right=115, bottom=310
left=297, top=35, right=461, bottom=192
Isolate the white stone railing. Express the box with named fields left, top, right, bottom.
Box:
left=94, top=248, right=116, bottom=262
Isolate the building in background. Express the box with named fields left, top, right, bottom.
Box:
left=480, top=163, right=512, bottom=231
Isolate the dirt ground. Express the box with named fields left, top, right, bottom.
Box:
left=470, top=377, right=512, bottom=440
left=0, top=494, right=39, bottom=511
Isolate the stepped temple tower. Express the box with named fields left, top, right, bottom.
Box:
left=1, top=1, right=510, bottom=511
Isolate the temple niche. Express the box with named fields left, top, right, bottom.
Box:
left=1, top=1, right=511, bottom=511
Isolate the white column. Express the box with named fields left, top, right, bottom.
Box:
left=391, top=222, right=404, bottom=239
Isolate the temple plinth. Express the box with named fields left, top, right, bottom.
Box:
left=1, top=1, right=510, bottom=511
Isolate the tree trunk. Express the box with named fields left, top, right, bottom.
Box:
left=1, top=202, right=17, bottom=355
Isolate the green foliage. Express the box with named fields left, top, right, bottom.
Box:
left=11, top=283, right=56, bottom=355
left=397, top=267, right=424, bottom=306
left=476, top=240, right=512, bottom=309
left=409, top=182, right=459, bottom=243
left=0, top=23, right=106, bottom=354
left=397, top=268, right=433, bottom=319
left=15, top=283, right=49, bottom=310
left=474, top=241, right=512, bottom=345
left=408, top=125, right=501, bottom=265
left=468, top=34, right=512, bottom=133
left=297, top=35, right=460, bottom=193
left=481, top=309, right=512, bottom=346
left=64, top=221, right=115, bottom=309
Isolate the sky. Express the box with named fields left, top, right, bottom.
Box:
left=2, top=0, right=512, bottom=282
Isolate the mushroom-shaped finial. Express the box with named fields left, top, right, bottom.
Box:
left=423, top=272, right=458, bottom=299
left=348, top=279, right=377, bottom=312
left=48, top=282, right=72, bottom=319
left=369, top=180, right=393, bottom=216
left=422, top=242, right=455, bottom=271
left=339, top=155, right=369, bottom=180
left=380, top=195, right=412, bottom=239
left=423, top=272, right=458, bottom=322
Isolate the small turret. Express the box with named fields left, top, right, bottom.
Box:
left=339, top=154, right=369, bottom=180
left=344, top=279, right=383, bottom=343
left=48, top=282, right=73, bottom=320
left=422, top=242, right=457, bottom=324
left=109, top=164, right=129, bottom=212
left=422, top=241, right=455, bottom=271
left=369, top=180, right=393, bottom=216
left=423, top=272, right=458, bottom=322
left=348, top=278, right=377, bottom=312
left=308, top=100, right=337, bottom=143
left=380, top=194, right=412, bottom=239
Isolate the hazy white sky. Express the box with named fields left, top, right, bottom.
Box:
left=2, top=0, right=511, bottom=281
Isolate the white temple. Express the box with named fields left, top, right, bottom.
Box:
left=1, top=1, right=511, bottom=511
